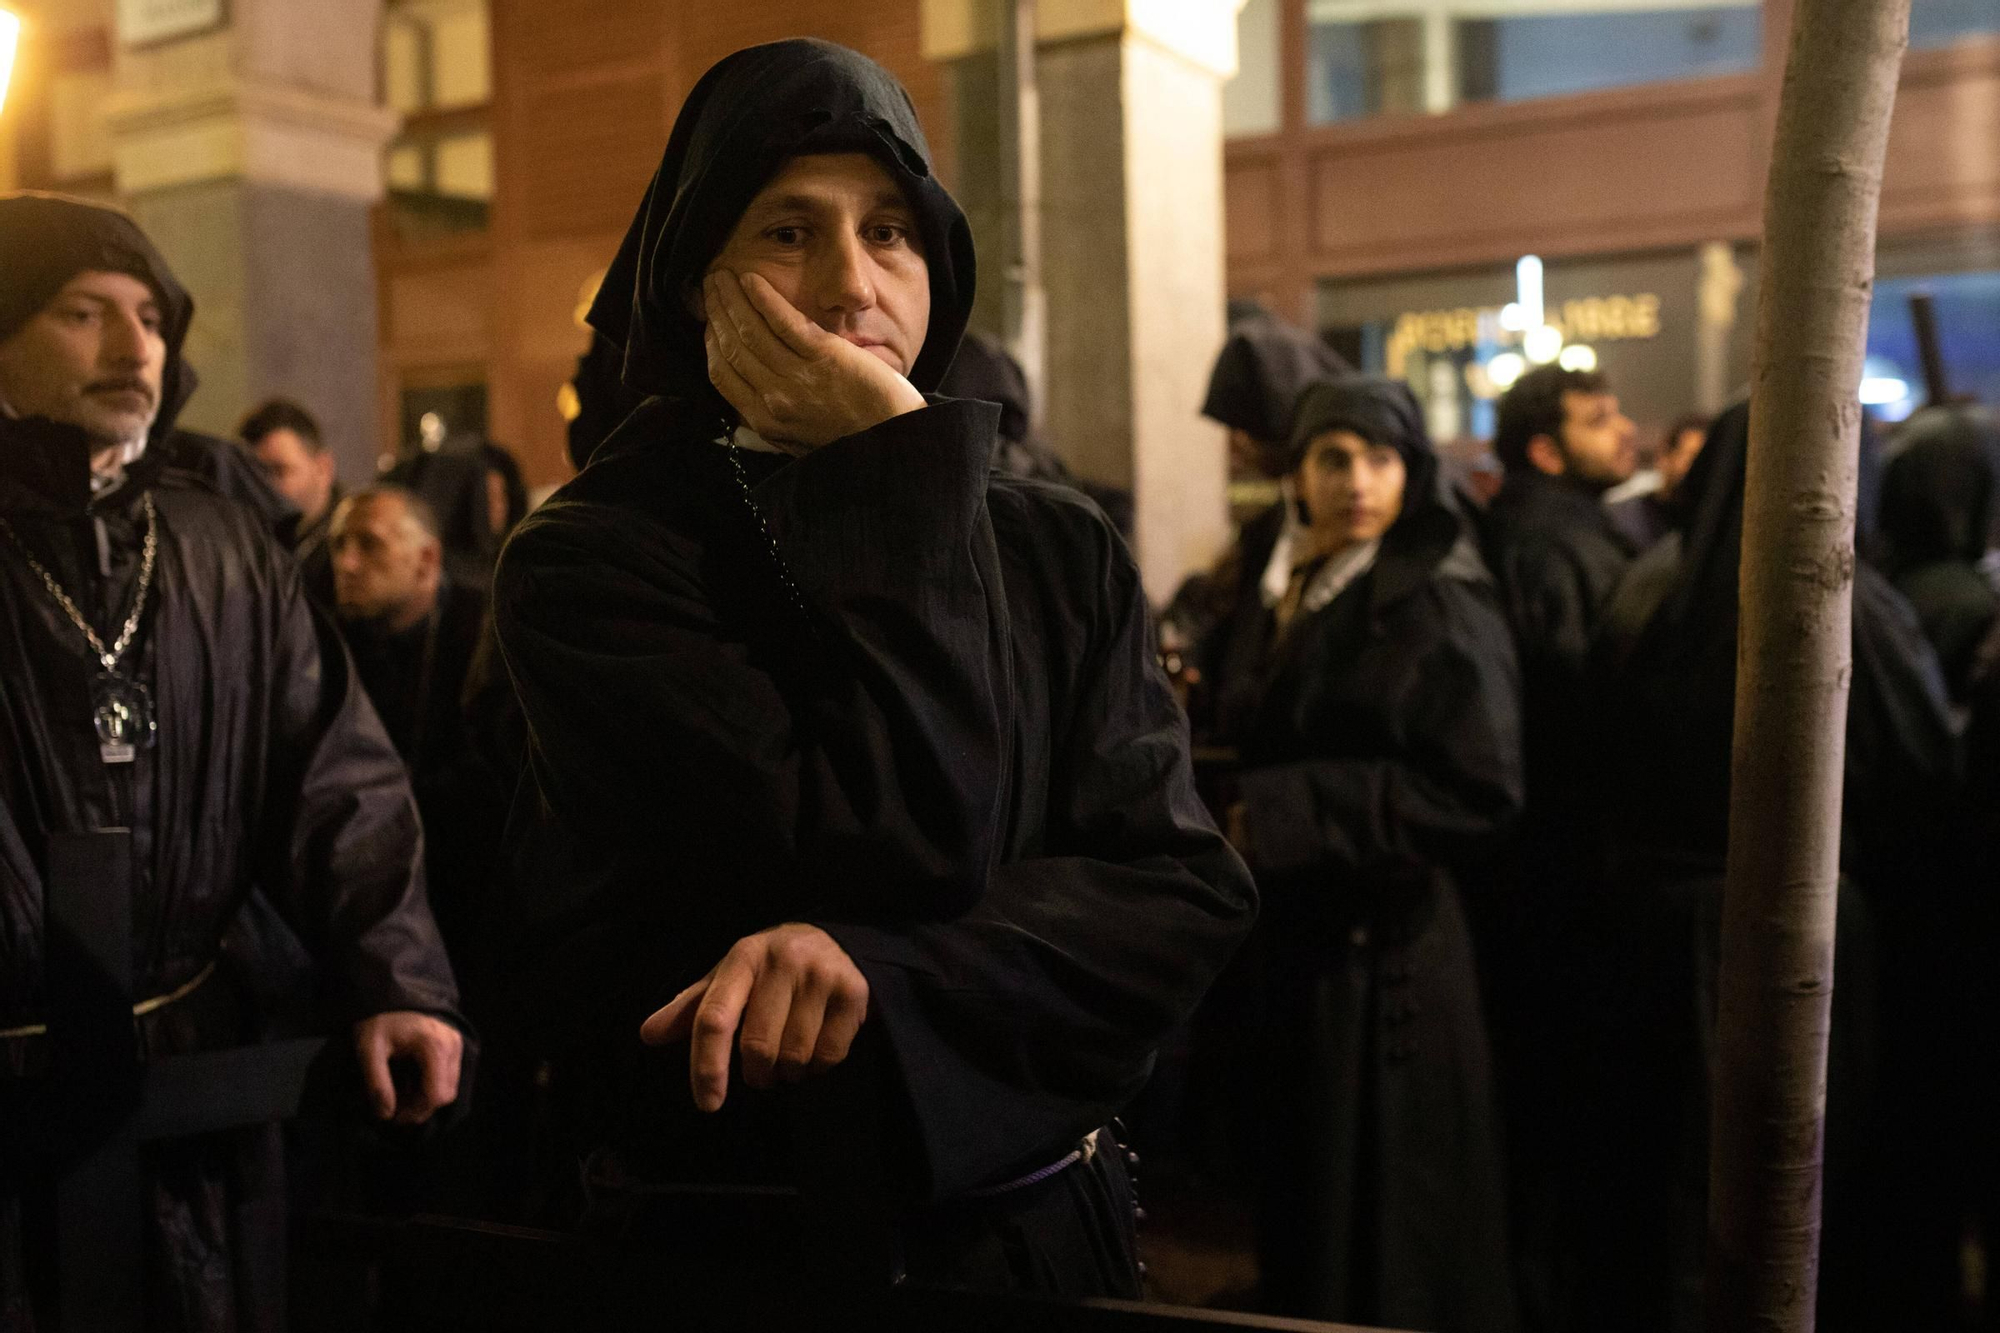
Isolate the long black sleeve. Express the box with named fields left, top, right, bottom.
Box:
left=258, top=567, right=461, bottom=1023
left=821, top=503, right=1257, bottom=1201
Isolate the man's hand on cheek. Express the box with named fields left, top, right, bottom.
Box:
left=703, top=271, right=925, bottom=450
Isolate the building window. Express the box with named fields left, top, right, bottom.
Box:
left=1302, top=0, right=1763, bottom=125
left=1909, top=0, right=2000, bottom=51
left=382, top=0, right=493, bottom=241
left=1460, top=6, right=1761, bottom=105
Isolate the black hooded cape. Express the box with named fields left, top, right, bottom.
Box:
left=0, top=193, right=460, bottom=1328
left=1584, top=400, right=1959, bottom=1333
left=1208, top=377, right=1522, bottom=1331
left=493, top=39, right=1253, bottom=1251
left=1201, top=304, right=1354, bottom=448
left=1877, top=405, right=2000, bottom=703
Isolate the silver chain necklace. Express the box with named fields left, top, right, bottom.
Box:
left=0, top=493, right=161, bottom=762
left=725, top=442, right=817, bottom=631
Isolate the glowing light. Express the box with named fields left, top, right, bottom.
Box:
left=0, top=11, right=20, bottom=117
left=1523, top=324, right=1565, bottom=365
left=1515, top=255, right=1545, bottom=330
left=1499, top=302, right=1527, bottom=333
left=1558, top=343, right=1599, bottom=372
left=1859, top=376, right=1910, bottom=406
left=1487, top=352, right=1527, bottom=389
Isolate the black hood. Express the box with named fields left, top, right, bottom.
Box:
left=1879, top=404, right=2000, bottom=570
left=587, top=39, right=975, bottom=428
left=940, top=329, right=1032, bottom=445
left=0, top=192, right=197, bottom=442
left=1285, top=376, right=1464, bottom=598
left=1202, top=304, right=1353, bottom=445
left=0, top=194, right=198, bottom=516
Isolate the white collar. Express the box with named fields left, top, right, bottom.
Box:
left=717, top=425, right=806, bottom=457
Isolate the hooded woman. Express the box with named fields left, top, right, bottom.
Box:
left=1208, top=377, right=1522, bottom=1331
left=490, top=40, right=1254, bottom=1297
left=1877, top=404, right=2000, bottom=705
left=1593, top=401, right=1959, bottom=1333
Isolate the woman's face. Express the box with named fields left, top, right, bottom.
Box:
left=1298, top=427, right=1406, bottom=549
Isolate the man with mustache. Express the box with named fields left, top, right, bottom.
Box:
left=0, top=192, right=464, bottom=1330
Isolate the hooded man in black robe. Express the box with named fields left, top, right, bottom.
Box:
left=0, top=192, right=464, bottom=1331
left=1592, top=401, right=1958, bottom=1333
left=1208, top=377, right=1521, bottom=1331
left=1166, top=306, right=1353, bottom=719
left=490, top=40, right=1255, bottom=1296
left=1877, top=404, right=2000, bottom=706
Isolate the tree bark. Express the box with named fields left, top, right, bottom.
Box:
left=1706, top=0, right=1911, bottom=1329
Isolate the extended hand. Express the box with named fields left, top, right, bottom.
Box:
left=703, top=270, right=926, bottom=450
left=354, top=1010, right=464, bottom=1125
left=640, top=923, right=871, bottom=1113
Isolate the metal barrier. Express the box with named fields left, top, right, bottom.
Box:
left=303, top=1210, right=1390, bottom=1333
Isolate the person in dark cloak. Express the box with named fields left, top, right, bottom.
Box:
left=1208, top=377, right=1522, bottom=1331
left=939, top=328, right=1134, bottom=535
left=382, top=438, right=526, bottom=593
left=1591, top=400, right=1958, bottom=1333
left=566, top=332, right=650, bottom=472
left=0, top=193, right=464, bottom=1329
left=489, top=40, right=1256, bottom=1297
left=1608, top=411, right=1709, bottom=552
left=1468, top=364, right=1641, bottom=1326
left=1165, top=306, right=1353, bottom=724
left=1876, top=403, right=2000, bottom=707
left=239, top=397, right=341, bottom=605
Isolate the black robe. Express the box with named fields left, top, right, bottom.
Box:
left=0, top=418, right=461, bottom=1331
left=1212, top=378, right=1522, bottom=1332
left=1473, top=467, right=1639, bottom=1327
left=494, top=397, right=1254, bottom=1271
left=345, top=578, right=491, bottom=951
left=1591, top=402, right=1959, bottom=1333
left=0, top=193, right=458, bottom=1332
left=493, top=38, right=1251, bottom=1294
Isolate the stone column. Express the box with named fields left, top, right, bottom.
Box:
left=926, top=0, right=1239, bottom=600
left=104, top=0, right=395, bottom=486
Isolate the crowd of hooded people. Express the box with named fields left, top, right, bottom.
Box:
left=3, top=33, right=1999, bottom=1333
left=1171, top=308, right=2000, bottom=1333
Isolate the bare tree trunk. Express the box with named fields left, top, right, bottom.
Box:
left=1706, top=0, right=1910, bottom=1329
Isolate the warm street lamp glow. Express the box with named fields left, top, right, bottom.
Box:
left=1487, top=352, right=1527, bottom=389
left=0, top=10, right=21, bottom=117
left=1558, top=343, right=1599, bottom=372
left=1523, top=323, right=1565, bottom=365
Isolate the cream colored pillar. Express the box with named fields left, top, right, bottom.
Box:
left=103, top=0, right=395, bottom=481
left=926, top=0, right=1238, bottom=602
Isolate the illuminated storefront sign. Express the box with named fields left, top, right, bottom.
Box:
left=1386, top=293, right=1662, bottom=377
